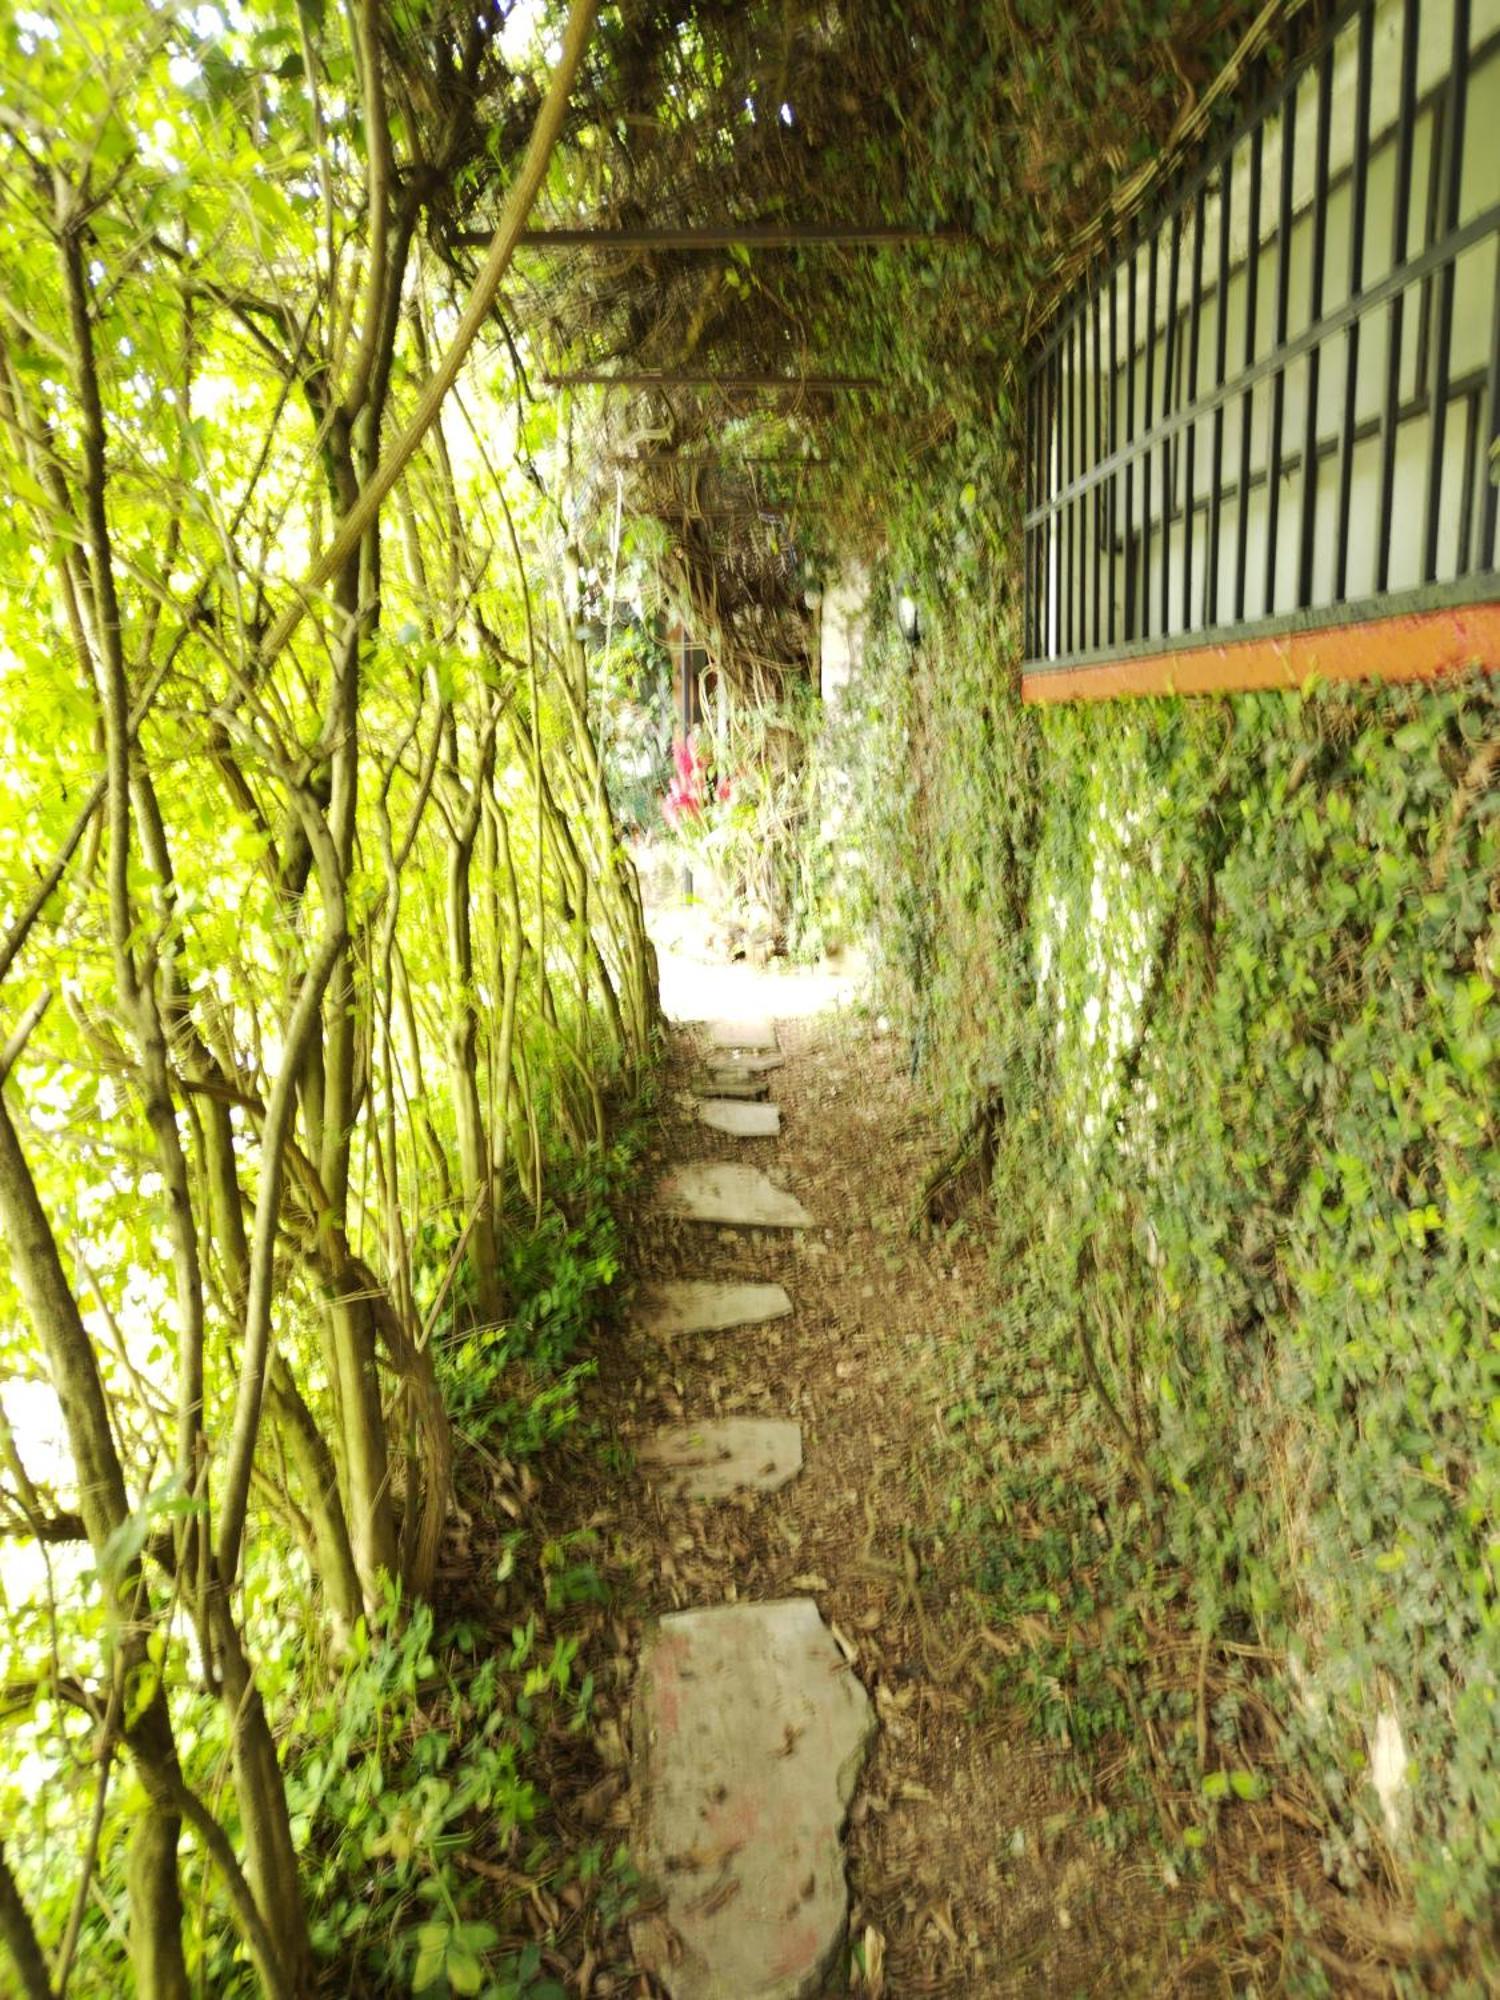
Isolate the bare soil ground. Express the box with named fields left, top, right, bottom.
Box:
left=533, top=983, right=1217, bottom=1998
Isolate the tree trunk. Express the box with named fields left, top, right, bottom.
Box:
left=326, top=1287, right=399, bottom=1608
left=122, top=1774, right=189, bottom=2000
left=445, top=783, right=501, bottom=1323
left=0, top=1843, right=54, bottom=2000
left=269, top=1363, right=363, bottom=1641
left=209, top=1600, right=312, bottom=1991
left=0, top=1091, right=190, bottom=1999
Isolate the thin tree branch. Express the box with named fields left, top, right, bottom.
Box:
left=257, top=0, right=598, bottom=671
left=0, top=1844, right=53, bottom=2000
left=0, top=993, right=51, bottom=1090
left=340, top=0, right=391, bottom=422
left=213, top=823, right=348, bottom=1589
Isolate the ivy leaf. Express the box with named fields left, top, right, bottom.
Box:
left=445, top=1944, right=484, bottom=1994
left=411, top=1930, right=446, bottom=1993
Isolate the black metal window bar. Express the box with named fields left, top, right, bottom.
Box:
left=1023, top=0, right=1500, bottom=679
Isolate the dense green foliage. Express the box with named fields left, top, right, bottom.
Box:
left=845, top=522, right=1499, bottom=1980
left=273, top=1139, right=645, bottom=2000
left=6, top=1135, right=641, bottom=1999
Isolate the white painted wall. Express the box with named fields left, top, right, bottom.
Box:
left=1038, top=0, right=1499, bottom=661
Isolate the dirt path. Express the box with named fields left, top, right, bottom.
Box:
left=527, top=923, right=1199, bottom=1996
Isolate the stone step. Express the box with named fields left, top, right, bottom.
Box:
left=710, top=1020, right=779, bottom=1052
left=697, top=1099, right=781, bottom=1138
left=637, top=1280, right=794, bottom=1339
left=658, top=1164, right=812, bottom=1229
left=639, top=1418, right=802, bottom=1501
left=727, top=1051, right=785, bottom=1074
left=632, top=1598, right=876, bottom=2000
left=700, top=1073, right=771, bottom=1100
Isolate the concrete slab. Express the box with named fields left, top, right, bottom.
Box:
left=729, top=1051, right=785, bottom=1074
left=632, top=1598, right=876, bottom=2000
left=637, top=1281, right=794, bottom=1339
left=639, top=1418, right=802, bottom=1501
left=698, top=1099, right=781, bottom=1138
left=700, top=1074, right=771, bottom=1100
left=710, top=1021, right=779, bottom=1052
left=658, top=1164, right=812, bottom=1229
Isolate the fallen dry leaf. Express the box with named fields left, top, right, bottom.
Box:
left=686, top=1873, right=742, bottom=1917
left=829, top=1620, right=859, bottom=1664
left=920, top=1899, right=961, bottom=1949
left=577, top=1770, right=624, bottom=1824
left=978, top=1626, right=1017, bottom=1656
left=593, top=1719, right=627, bottom=1770
left=854, top=1922, right=887, bottom=1997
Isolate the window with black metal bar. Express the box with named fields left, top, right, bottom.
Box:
left=1022, top=0, right=1500, bottom=697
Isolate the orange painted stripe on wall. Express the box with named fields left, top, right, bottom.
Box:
left=1020, top=601, right=1500, bottom=704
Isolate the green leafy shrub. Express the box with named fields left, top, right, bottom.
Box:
left=276, top=1134, right=640, bottom=1996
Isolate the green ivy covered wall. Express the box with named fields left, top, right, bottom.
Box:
left=842, top=519, right=1498, bottom=1973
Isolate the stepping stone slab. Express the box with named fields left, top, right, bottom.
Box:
left=658, top=1164, right=812, bottom=1229
left=698, top=1099, right=781, bottom=1138
left=637, top=1281, right=794, bottom=1338
left=632, top=1598, right=875, bottom=2000
left=639, top=1417, right=802, bottom=1501
left=729, top=1051, right=785, bottom=1074
left=700, top=1074, right=771, bottom=1100
left=711, top=1021, right=779, bottom=1051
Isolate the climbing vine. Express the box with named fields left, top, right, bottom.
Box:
left=846, top=501, right=1499, bottom=1982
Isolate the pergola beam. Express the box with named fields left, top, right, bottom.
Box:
left=465, top=222, right=962, bottom=252
left=544, top=372, right=878, bottom=392
left=621, top=454, right=830, bottom=468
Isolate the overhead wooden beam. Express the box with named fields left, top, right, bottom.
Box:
left=621, top=453, right=830, bottom=468
left=657, top=504, right=832, bottom=517
left=544, top=372, right=878, bottom=392
left=463, top=222, right=962, bottom=252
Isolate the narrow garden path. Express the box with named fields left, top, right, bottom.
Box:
left=565, top=947, right=1202, bottom=1997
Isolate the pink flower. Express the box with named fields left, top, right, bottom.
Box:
left=663, top=733, right=712, bottom=826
